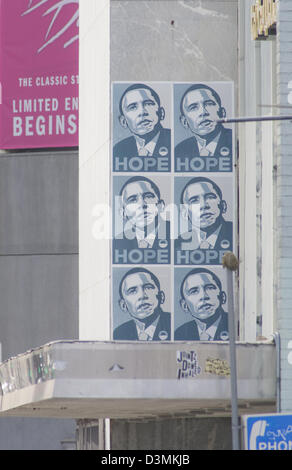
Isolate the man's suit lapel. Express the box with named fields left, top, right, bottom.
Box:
left=191, top=137, right=200, bottom=158
left=128, top=136, right=138, bottom=157
left=153, top=129, right=169, bottom=157
left=192, top=320, right=200, bottom=340
left=214, top=221, right=232, bottom=251
left=216, top=128, right=231, bottom=156
left=128, top=320, right=139, bottom=340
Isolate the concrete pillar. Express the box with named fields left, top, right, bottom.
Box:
left=238, top=0, right=260, bottom=341
left=276, top=0, right=292, bottom=412
left=79, top=0, right=110, bottom=340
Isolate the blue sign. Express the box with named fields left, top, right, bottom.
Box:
left=244, top=414, right=292, bottom=450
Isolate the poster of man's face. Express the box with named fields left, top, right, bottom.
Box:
left=174, top=175, right=234, bottom=265
left=112, top=82, right=172, bottom=173
left=112, top=266, right=172, bottom=341
left=174, top=82, right=234, bottom=173
left=112, top=175, right=171, bottom=265
left=174, top=266, right=229, bottom=341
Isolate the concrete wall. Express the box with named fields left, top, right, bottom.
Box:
left=276, top=0, right=292, bottom=413
left=76, top=416, right=233, bottom=450
left=111, top=0, right=238, bottom=83
left=110, top=417, right=232, bottom=450
left=238, top=0, right=259, bottom=341
left=0, top=150, right=79, bottom=448
left=238, top=0, right=277, bottom=341
left=79, top=0, right=110, bottom=341
left=238, top=0, right=292, bottom=412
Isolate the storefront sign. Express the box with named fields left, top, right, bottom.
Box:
left=0, top=0, right=79, bottom=149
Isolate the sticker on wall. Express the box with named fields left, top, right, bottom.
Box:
left=112, top=266, right=171, bottom=341
left=205, top=357, right=230, bottom=376
left=112, top=82, right=172, bottom=172
left=174, top=266, right=229, bottom=341
left=174, top=174, right=234, bottom=265
left=112, top=174, right=171, bottom=265
left=176, top=350, right=201, bottom=379
left=174, top=82, right=234, bottom=172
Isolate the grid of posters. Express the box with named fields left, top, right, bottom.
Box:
left=111, top=81, right=235, bottom=342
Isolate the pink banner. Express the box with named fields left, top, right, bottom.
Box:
left=0, top=0, right=79, bottom=149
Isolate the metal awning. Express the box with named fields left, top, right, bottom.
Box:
left=0, top=340, right=276, bottom=419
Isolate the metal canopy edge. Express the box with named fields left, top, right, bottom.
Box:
left=0, top=340, right=276, bottom=419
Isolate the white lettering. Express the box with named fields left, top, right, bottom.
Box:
left=65, top=97, right=71, bottom=111
left=65, top=97, right=79, bottom=111
left=146, top=455, right=153, bottom=465
left=13, top=117, right=22, bottom=136
left=11, top=114, right=78, bottom=137
left=175, top=249, right=227, bottom=265
left=100, top=455, right=135, bottom=467
left=145, top=455, right=185, bottom=466
left=175, top=156, right=231, bottom=172
left=278, top=441, right=288, bottom=450
left=114, top=156, right=169, bottom=172
left=71, top=74, right=79, bottom=85
left=35, top=75, right=69, bottom=87
left=161, top=455, right=172, bottom=464
left=114, top=249, right=169, bottom=264
left=36, top=116, right=46, bottom=136
left=25, top=116, right=34, bottom=136
left=24, top=101, right=32, bottom=113
left=259, top=439, right=292, bottom=450
left=267, top=441, right=278, bottom=450
left=18, top=77, right=32, bottom=87
left=67, top=114, right=77, bottom=134
left=12, top=98, right=60, bottom=113
left=56, top=115, right=65, bottom=135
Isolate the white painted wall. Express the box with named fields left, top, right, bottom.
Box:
left=276, top=0, right=292, bottom=412
left=260, top=40, right=276, bottom=338
left=238, top=0, right=279, bottom=341
left=238, top=0, right=259, bottom=341
left=79, top=0, right=111, bottom=340
left=239, top=0, right=292, bottom=413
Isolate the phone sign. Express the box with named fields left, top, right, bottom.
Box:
left=243, top=414, right=292, bottom=450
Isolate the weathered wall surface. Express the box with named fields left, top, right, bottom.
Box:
left=276, top=0, right=292, bottom=413
left=0, top=151, right=78, bottom=449
left=111, top=416, right=232, bottom=450
left=111, top=0, right=238, bottom=84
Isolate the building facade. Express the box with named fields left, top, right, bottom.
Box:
left=1, top=0, right=292, bottom=450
